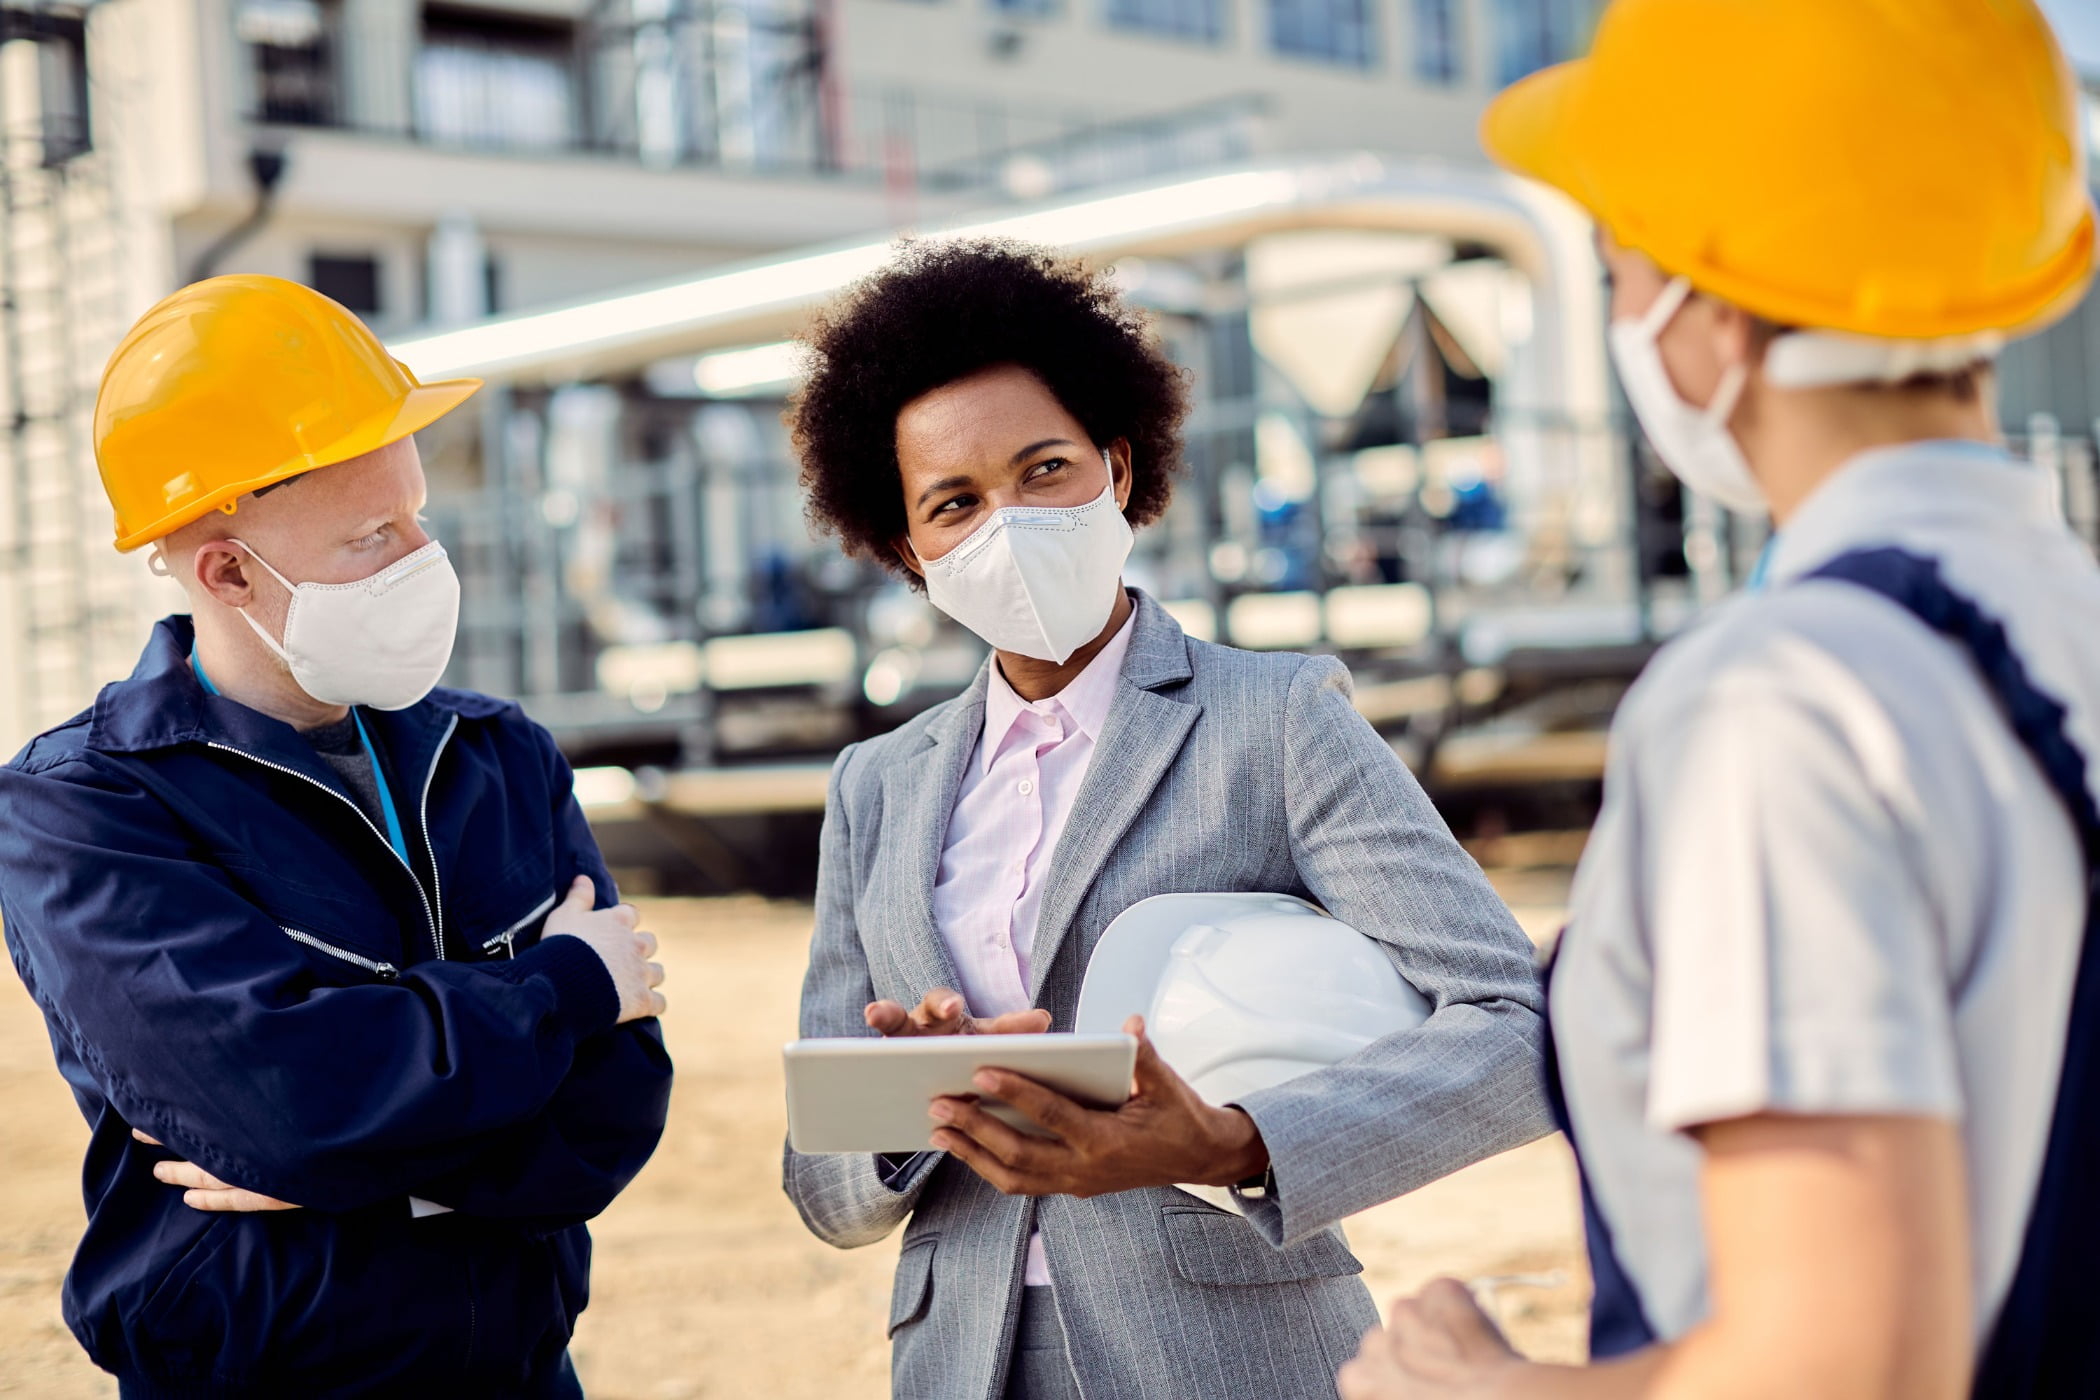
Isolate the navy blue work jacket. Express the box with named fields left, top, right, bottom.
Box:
left=0, top=616, right=673, bottom=1398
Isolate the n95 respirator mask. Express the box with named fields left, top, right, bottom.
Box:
left=915, top=452, right=1134, bottom=664
left=230, top=538, right=461, bottom=710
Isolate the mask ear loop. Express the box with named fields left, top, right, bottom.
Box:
left=223, top=537, right=299, bottom=593
left=1704, top=362, right=1749, bottom=432
left=220, top=538, right=300, bottom=666
left=1635, top=277, right=1695, bottom=342
left=1640, top=277, right=1752, bottom=426
left=146, top=549, right=171, bottom=578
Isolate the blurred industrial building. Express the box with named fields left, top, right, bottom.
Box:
left=2, top=0, right=2097, bottom=890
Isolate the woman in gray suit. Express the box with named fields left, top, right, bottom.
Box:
left=781, top=240, right=1549, bottom=1400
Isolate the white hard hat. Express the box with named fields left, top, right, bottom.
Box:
left=1076, top=892, right=1431, bottom=1107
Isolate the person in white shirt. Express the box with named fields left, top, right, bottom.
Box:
left=1342, top=2, right=2100, bottom=1398
left=780, top=239, right=1552, bottom=1400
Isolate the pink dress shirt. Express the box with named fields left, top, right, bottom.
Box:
left=931, top=608, right=1137, bottom=1285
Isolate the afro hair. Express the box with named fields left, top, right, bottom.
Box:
left=788, top=239, right=1190, bottom=585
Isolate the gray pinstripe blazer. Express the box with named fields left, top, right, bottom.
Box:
left=783, top=591, right=1550, bottom=1400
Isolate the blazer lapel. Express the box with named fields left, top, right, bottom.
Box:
left=1027, top=595, right=1200, bottom=1003
left=879, top=669, right=985, bottom=997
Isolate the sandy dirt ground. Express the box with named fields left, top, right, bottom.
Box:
left=0, top=879, right=1582, bottom=1399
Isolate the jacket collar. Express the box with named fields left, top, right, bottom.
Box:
left=920, top=588, right=1195, bottom=756
left=1764, top=439, right=2056, bottom=588
left=87, top=615, right=507, bottom=766
left=1119, top=588, right=1199, bottom=692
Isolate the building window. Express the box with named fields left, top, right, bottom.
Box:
left=1493, top=0, right=1596, bottom=86
left=237, top=0, right=337, bottom=126
left=1104, top=0, right=1227, bottom=44
left=1268, top=0, right=1378, bottom=68
left=309, top=253, right=382, bottom=315
left=415, top=6, right=577, bottom=152
left=1412, top=0, right=1462, bottom=85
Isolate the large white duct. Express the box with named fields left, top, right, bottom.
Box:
left=387, top=154, right=1616, bottom=564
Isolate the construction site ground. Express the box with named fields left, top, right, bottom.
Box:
left=0, top=872, right=1583, bottom=1399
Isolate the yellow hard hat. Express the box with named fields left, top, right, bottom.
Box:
left=1482, top=0, right=2096, bottom=341
left=95, top=274, right=482, bottom=552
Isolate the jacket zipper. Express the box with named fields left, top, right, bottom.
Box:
left=480, top=887, right=557, bottom=960
left=418, top=716, right=460, bottom=960
left=281, top=926, right=400, bottom=980
left=206, top=717, right=457, bottom=963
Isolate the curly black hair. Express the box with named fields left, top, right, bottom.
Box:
left=788, top=239, right=1190, bottom=586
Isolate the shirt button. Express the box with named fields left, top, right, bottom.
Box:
left=1018, top=779, right=1035, bottom=796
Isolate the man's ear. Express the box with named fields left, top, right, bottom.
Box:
left=892, top=536, right=926, bottom=581
left=1107, top=438, right=1133, bottom=511
left=192, top=540, right=257, bottom=609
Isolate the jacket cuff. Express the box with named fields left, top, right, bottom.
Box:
left=499, top=934, right=621, bottom=1038
left=875, top=1150, right=942, bottom=1193
left=1225, top=1091, right=1302, bottom=1247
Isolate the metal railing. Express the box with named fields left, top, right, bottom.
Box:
left=232, top=0, right=1268, bottom=195
left=419, top=388, right=2100, bottom=771
left=2012, top=415, right=2100, bottom=552
left=420, top=380, right=1655, bottom=766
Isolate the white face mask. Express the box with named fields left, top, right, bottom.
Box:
left=230, top=537, right=461, bottom=710
left=1608, top=277, right=1767, bottom=516
left=915, top=452, right=1134, bottom=664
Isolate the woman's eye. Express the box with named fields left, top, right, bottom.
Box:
left=352, top=526, right=390, bottom=549
left=1027, top=457, right=1069, bottom=481
left=932, top=495, right=974, bottom=517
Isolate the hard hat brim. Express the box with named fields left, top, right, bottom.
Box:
left=1481, top=60, right=1601, bottom=220
left=114, top=375, right=483, bottom=553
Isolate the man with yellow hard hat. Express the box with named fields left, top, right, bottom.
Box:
left=1341, top=2, right=2098, bottom=1397
left=0, top=275, right=672, bottom=1398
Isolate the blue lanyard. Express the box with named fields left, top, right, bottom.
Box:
left=191, top=648, right=412, bottom=866
left=1745, top=535, right=1778, bottom=593
left=350, top=710, right=413, bottom=866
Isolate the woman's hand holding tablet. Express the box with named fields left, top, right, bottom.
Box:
left=783, top=1032, right=1138, bottom=1154
left=926, top=1016, right=1270, bottom=1200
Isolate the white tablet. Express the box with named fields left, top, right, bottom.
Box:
left=784, top=1033, right=1137, bottom=1155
